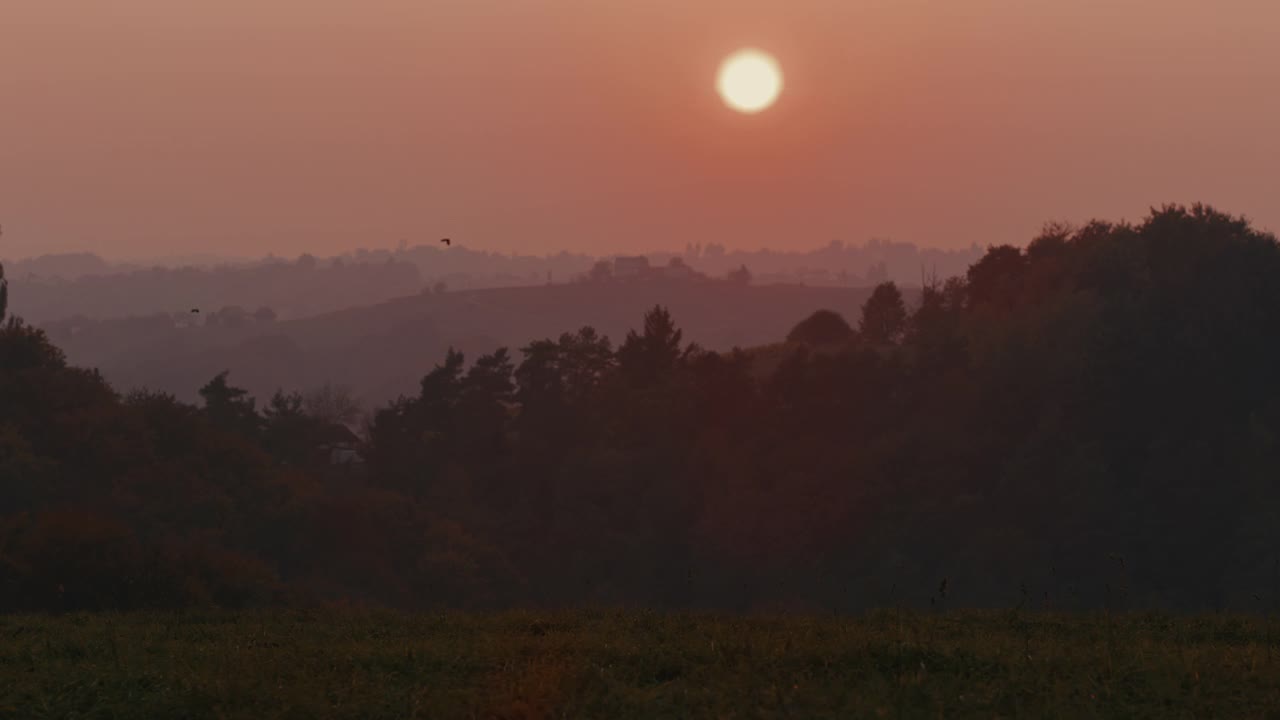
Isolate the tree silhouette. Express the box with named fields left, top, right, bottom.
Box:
left=420, top=348, right=466, bottom=411
left=618, top=305, right=686, bottom=385
left=515, top=327, right=614, bottom=454
left=366, top=348, right=466, bottom=494
left=463, top=348, right=515, bottom=401
left=859, top=281, right=907, bottom=344
left=556, top=327, right=614, bottom=402
left=303, top=383, right=362, bottom=426
left=456, top=348, right=516, bottom=455
left=0, top=320, right=67, bottom=372
left=264, top=389, right=305, bottom=421
left=966, top=245, right=1026, bottom=310
left=787, top=309, right=854, bottom=346
left=0, top=260, right=7, bottom=323
left=198, top=371, right=261, bottom=438
left=262, top=389, right=342, bottom=467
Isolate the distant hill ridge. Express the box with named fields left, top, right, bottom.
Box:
left=8, top=240, right=979, bottom=323
left=48, top=279, right=890, bottom=408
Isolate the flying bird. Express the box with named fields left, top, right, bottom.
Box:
left=191, top=308, right=200, bottom=314
left=440, top=238, right=451, bottom=246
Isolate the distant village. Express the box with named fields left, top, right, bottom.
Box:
left=590, top=255, right=702, bottom=281
left=585, top=255, right=754, bottom=284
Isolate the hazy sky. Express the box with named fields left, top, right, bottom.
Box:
left=3, top=0, right=1279, bottom=260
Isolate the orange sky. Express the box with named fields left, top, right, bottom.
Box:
left=3, top=0, right=1279, bottom=259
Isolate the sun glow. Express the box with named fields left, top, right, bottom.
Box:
left=716, top=49, right=783, bottom=114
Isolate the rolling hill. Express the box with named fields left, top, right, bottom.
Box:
left=47, top=279, right=884, bottom=409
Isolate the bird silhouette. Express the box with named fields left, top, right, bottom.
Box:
left=191, top=308, right=200, bottom=314
left=440, top=238, right=451, bottom=246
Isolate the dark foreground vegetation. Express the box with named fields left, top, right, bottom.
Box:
left=4, top=610, right=1280, bottom=719
left=2, top=204, right=1280, bottom=614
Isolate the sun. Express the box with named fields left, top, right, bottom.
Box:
left=716, top=49, right=783, bottom=114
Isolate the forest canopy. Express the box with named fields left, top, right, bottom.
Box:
left=1, top=205, right=1278, bottom=613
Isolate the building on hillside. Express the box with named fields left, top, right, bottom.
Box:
left=613, top=255, right=651, bottom=279
left=662, top=257, right=697, bottom=280
left=315, top=423, right=365, bottom=466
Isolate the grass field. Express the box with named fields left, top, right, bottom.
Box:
left=2, top=609, right=1279, bottom=719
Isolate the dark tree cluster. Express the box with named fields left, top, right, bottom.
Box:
left=3, top=205, right=1280, bottom=613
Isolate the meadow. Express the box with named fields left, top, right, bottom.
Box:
left=2, top=609, right=1278, bottom=719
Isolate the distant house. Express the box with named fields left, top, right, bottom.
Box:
left=663, top=257, right=696, bottom=280
left=613, top=256, right=651, bottom=279
left=315, top=423, right=365, bottom=466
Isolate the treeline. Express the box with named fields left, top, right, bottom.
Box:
left=2, top=204, right=1280, bottom=612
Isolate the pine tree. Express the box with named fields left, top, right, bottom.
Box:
left=859, top=281, right=907, bottom=344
